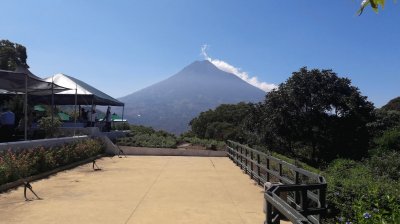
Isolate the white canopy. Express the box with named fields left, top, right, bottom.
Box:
left=37, top=73, right=124, bottom=106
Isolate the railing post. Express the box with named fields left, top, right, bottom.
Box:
left=257, top=153, right=261, bottom=185
left=295, top=171, right=301, bottom=205
left=266, top=196, right=273, bottom=224
left=250, top=151, right=254, bottom=180
left=301, top=189, right=308, bottom=213
left=266, top=158, right=270, bottom=182
left=236, top=145, right=239, bottom=166
left=245, top=147, right=248, bottom=172
left=279, top=163, right=283, bottom=183
left=320, top=184, right=327, bottom=210
left=240, top=146, right=243, bottom=169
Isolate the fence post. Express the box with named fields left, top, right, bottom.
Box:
left=301, top=189, right=308, bottom=213
left=236, top=145, right=239, bottom=166
left=266, top=158, right=270, bottom=182
left=266, top=197, right=273, bottom=224
left=250, top=151, right=254, bottom=180
left=295, top=171, right=301, bottom=205
left=240, top=146, right=243, bottom=169
left=257, top=153, right=261, bottom=184
left=320, top=184, right=327, bottom=210
left=245, top=147, right=248, bottom=172
left=279, top=163, right=283, bottom=183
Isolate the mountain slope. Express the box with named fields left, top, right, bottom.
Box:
left=382, top=96, right=400, bottom=111
left=119, top=60, right=266, bottom=134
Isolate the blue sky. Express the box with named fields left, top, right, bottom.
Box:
left=1, top=0, right=399, bottom=107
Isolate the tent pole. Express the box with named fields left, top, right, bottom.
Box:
left=122, top=105, right=125, bottom=123
left=51, top=76, right=54, bottom=126
left=74, top=83, right=77, bottom=136
left=24, top=74, right=28, bottom=141
left=91, top=98, right=94, bottom=128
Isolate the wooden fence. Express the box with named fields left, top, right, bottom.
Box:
left=226, top=140, right=327, bottom=224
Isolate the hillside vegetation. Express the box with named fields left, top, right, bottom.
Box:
left=116, top=124, right=226, bottom=150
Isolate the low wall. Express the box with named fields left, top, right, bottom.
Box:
left=0, top=128, right=128, bottom=153
left=0, top=136, right=89, bottom=152
left=119, top=146, right=227, bottom=157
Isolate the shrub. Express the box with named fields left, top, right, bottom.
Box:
left=117, top=125, right=178, bottom=148
left=324, top=159, right=400, bottom=223
left=112, top=122, right=130, bottom=130
left=38, top=116, right=62, bottom=138
left=368, top=150, right=400, bottom=181
left=374, top=127, right=400, bottom=152
left=0, top=138, right=104, bottom=185
left=179, top=136, right=226, bottom=150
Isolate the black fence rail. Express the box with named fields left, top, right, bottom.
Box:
left=226, top=140, right=327, bottom=224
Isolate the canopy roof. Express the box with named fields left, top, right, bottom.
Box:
left=40, top=73, right=124, bottom=106
left=0, top=67, right=67, bottom=95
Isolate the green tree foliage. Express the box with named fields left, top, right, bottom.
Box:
left=358, top=0, right=397, bottom=15
left=359, top=0, right=385, bottom=15
left=0, top=39, right=29, bottom=70
left=374, top=126, right=400, bottom=152
left=249, top=67, right=374, bottom=163
left=381, top=97, right=400, bottom=111
left=367, top=109, right=400, bottom=139
left=189, top=102, right=252, bottom=142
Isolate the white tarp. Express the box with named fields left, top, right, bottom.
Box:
left=41, top=73, right=124, bottom=106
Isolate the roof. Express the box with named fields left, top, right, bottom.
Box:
left=0, top=67, right=67, bottom=95
left=40, top=73, right=124, bottom=106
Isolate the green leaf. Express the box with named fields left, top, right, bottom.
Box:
left=358, top=0, right=371, bottom=15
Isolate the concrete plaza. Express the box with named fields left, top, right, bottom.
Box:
left=0, top=156, right=268, bottom=224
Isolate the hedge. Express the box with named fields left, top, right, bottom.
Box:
left=0, top=138, right=105, bottom=185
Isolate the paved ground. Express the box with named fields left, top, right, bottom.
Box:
left=0, top=156, right=270, bottom=224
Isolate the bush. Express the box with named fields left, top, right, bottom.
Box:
left=368, top=151, right=400, bottom=181
left=112, top=122, right=130, bottom=130
left=0, top=138, right=105, bottom=185
left=179, top=136, right=226, bottom=150
left=117, top=125, right=178, bottom=148
left=324, top=159, right=400, bottom=223
left=374, top=127, right=400, bottom=152
left=38, top=116, right=62, bottom=138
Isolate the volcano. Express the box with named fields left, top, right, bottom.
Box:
left=119, top=60, right=266, bottom=134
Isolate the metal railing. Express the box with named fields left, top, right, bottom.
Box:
left=226, top=140, right=327, bottom=224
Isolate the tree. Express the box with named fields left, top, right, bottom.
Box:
left=189, top=102, right=252, bottom=142
left=367, top=109, right=400, bottom=137
left=358, top=0, right=394, bottom=15
left=253, top=67, right=374, bottom=163
left=0, top=39, right=29, bottom=70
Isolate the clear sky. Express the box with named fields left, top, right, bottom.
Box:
left=1, top=0, right=399, bottom=107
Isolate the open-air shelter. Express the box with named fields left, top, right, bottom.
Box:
left=31, top=73, right=125, bottom=127
left=0, top=67, right=68, bottom=140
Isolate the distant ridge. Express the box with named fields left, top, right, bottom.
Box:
left=119, top=60, right=266, bottom=134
